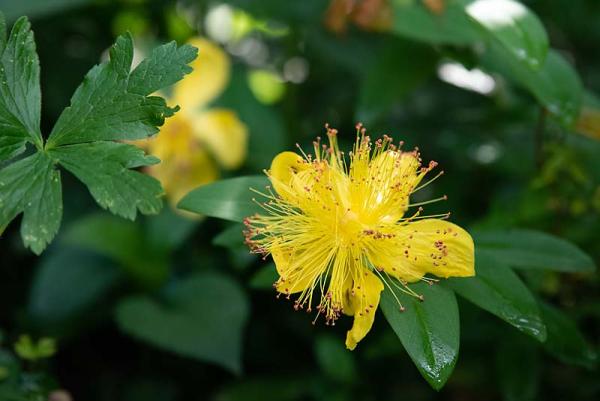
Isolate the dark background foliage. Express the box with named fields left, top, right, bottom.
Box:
left=0, top=0, right=598, bottom=400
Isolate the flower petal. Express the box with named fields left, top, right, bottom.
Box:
left=269, top=151, right=310, bottom=202
left=144, top=113, right=219, bottom=205
left=172, top=37, right=230, bottom=111
left=363, top=150, right=423, bottom=223
left=367, top=219, right=475, bottom=282
left=271, top=245, right=318, bottom=295
left=190, top=108, right=248, bottom=169
left=345, top=269, right=384, bottom=350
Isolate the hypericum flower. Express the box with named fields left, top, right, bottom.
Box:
left=138, top=37, right=248, bottom=205
left=244, top=124, right=475, bottom=350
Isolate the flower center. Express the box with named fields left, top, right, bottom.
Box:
left=337, top=209, right=365, bottom=245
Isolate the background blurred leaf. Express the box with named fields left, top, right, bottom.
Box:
left=495, top=332, right=541, bottom=401
left=314, top=334, right=357, bottom=383
left=178, top=176, right=268, bottom=222
left=380, top=282, right=459, bottom=390
left=356, top=37, right=437, bottom=124
left=28, top=248, right=121, bottom=325
left=540, top=302, right=597, bottom=369
left=213, top=223, right=245, bottom=249
left=0, top=0, right=91, bottom=21
left=446, top=250, right=547, bottom=341
left=62, top=213, right=168, bottom=288
left=466, top=0, right=549, bottom=71
left=218, top=67, right=287, bottom=171
left=474, top=229, right=596, bottom=272
left=249, top=263, right=278, bottom=290
left=482, top=48, right=582, bottom=127
left=115, top=273, right=249, bottom=374
left=391, top=0, right=480, bottom=45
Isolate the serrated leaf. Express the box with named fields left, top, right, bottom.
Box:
left=466, top=0, right=548, bottom=71
left=0, top=14, right=42, bottom=160
left=474, top=229, right=596, bottom=272
left=47, top=34, right=196, bottom=147
left=0, top=152, right=62, bottom=254
left=446, top=251, right=546, bottom=341
left=540, top=302, right=597, bottom=369
left=116, top=273, right=249, bottom=374
left=0, top=18, right=197, bottom=254
left=178, top=175, right=269, bottom=222
left=49, top=142, right=163, bottom=220
left=380, top=282, right=460, bottom=390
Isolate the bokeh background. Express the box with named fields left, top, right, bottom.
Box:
left=0, top=0, right=598, bottom=400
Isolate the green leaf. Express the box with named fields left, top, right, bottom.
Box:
left=540, top=302, right=597, bottom=369
left=28, top=248, right=121, bottom=324
left=474, top=229, right=596, bottom=272
left=356, top=38, right=437, bottom=124
left=466, top=0, right=549, bottom=71
left=314, top=334, right=357, bottom=383
left=0, top=152, right=62, bottom=254
left=380, top=282, right=459, bottom=390
left=482, top=49, right=583, bottom=127
left=249, top=263, right=278, bottom=290
left=0, top=21, right=197, bottom=254
left=116, top=273, right=249, bottom=374
left=446, top=251, right=546, bottom=341
left=391, top=0, right=480, bottom=45
left=178, top=175, right=269, bottom=222
left=0, top=14, right=42, bottom=160
left=61, top=214, right=168, bottom=289
left=495, top=333, right=541, bottom=401
left=49, top=142, right=163, bottom=220
left=46, top=34, right=196, bottom=147
left=213, top=223, right=245, bottom=249
left=0, top=0, right=92, bottom=21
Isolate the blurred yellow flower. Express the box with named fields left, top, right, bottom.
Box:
left=244, top=125, right=474, bottom=350
left=141, top=37, right=248, bottom=205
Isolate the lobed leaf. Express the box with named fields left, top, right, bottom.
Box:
left=49, top=142, right=163, bottom=220
left=0, top=14, right=42, bottom=160
left=0, top=19, right=197, bottom=254
left=0, top=152, right=62, bottom=254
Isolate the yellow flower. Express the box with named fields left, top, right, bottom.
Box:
left=140, top=37, right=248, bottom=205
left=244, top=124, right=474, bottom=350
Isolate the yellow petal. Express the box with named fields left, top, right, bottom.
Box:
left=345, top=269, right=384, bottom=350
left=144, top=113, right=219, bottom=205
left=172, top=37, right=230, bottom=111
left=271, top=245, right=315, bottom=295
left=269, top=151, right=310, bottom=202
left=367, top=219, right=475, bottom=283
left=362, top=150, right=423, bottom=223
left=190, top=108, right=248, bottom=169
